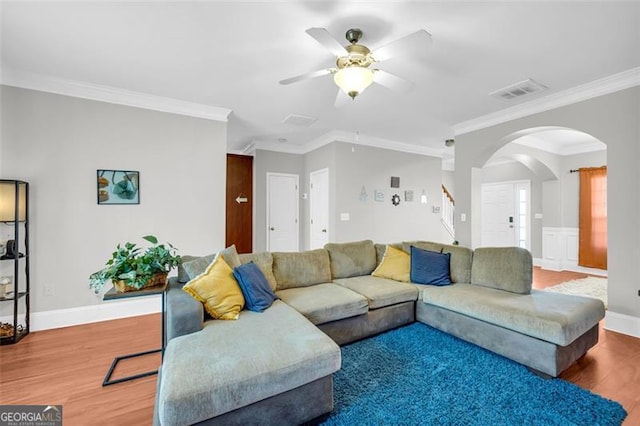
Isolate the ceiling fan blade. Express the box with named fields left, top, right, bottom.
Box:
left=306, top=27, right=349, bottom=57
left=279, top=68, right=334, bottom=85
left=373, top=70, right=414, bottom=93
left=371, top=29, right=432, bottom=62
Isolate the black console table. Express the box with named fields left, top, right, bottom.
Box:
left=102, top=282, right=167, bottom=386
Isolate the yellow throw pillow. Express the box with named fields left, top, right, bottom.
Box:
left=372, top=245, right=410, bottom=282
left=183, top=253, right=245, bottom=320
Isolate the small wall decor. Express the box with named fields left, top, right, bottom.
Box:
left=97, top=169, right=140, bottom=205
left=391, top=194, right=401, bottom=206
left=390, top=176, right=400, bottom=188
left=420, top=189, right=428, bottom=204
left=404, top=190, right=414, bottom=202
left=359, top=186, right=368, bottom=203
left=374, top=190, right=384, bottom=202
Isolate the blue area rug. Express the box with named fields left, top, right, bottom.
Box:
left=320, top=323, right=626, bottom=425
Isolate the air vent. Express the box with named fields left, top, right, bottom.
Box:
left=489, top=79, right=547, bottom=101
left=282, top=114, right=317, bottom=127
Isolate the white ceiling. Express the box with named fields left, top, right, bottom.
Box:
left=1, top=1, right=639, bottom=157
left=513, top=129, right=607, bottom=156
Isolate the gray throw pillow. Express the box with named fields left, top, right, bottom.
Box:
left=182, top=245, right=241, bottom=280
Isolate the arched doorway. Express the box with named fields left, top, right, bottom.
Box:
left=474, top=126, right=607, bottom=275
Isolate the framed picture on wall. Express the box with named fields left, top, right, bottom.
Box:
left=97, top=169, right=140, bottom=205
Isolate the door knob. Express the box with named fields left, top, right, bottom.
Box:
left=270, top=227, right=275, bottom=231
left=322, top=229, right=327, bottom=233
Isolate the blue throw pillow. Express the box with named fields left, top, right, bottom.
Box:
left=233, top=262, right=278, bottom=312
left=410, top=246, right=452, bottom=286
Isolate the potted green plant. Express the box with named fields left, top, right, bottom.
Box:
left=89, top=235, right=180, bottom=293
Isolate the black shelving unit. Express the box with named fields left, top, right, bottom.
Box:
left=0, top=180, right=30, bottom=345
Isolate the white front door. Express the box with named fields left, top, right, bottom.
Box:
left=310, top=168, right=329, bottom=249
left=481, top=181, right=530, bottom=249
left=267, top=173, right=299, bottom=252
left=481, top=182, right=514, bottom=247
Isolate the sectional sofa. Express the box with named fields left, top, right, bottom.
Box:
left=153, top=240, right=605, bottom=426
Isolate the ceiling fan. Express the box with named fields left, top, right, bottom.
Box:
left=279, top=27, right=432, bottom=104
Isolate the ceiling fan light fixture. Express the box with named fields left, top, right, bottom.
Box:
left=333, top=66, right=374, bottom=99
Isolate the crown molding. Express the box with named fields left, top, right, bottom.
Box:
left=247, top=130, right=444, bottom=158
left=452, top=67, right=640, bottom=136
left=1, top=68, right=231, bottom=122
left=247, top=140, right=309, bottom=155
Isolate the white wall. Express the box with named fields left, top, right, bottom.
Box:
left=331, top=142, right=444, bottom=244
left=253, top=141, right=446, bottom=251
left=442, top=170, right=455, bottom=198
left=454, top=86, right=640, bottom=334
left=0, top=86, right=227, bottom=317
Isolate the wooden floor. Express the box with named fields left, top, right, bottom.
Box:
left=1, top=268, right=638, bottom=425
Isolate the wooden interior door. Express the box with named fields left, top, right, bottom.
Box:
left=226, top=154, right=253, bottom=253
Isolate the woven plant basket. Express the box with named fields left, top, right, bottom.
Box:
left=114, top=272, right=167, bottom=293
left=0, top=322, right=14, bottom=337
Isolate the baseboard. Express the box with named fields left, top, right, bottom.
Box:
left=0, top=295, right=161, bottom=332
left=571, top=265, right=608, bottom=277
left=538, top=259, right=607, bottom=277
left=605, top=311, right=640, bottom=338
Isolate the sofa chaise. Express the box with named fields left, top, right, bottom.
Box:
left=153, top=240, right=605, bottom=425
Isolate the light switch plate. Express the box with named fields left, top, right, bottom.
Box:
left=340, top=213, right=350, bottom=221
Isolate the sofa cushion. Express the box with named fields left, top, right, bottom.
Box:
left=374, top=243, right=403, bottom=267
left=403, top=241, right=472, bottom=283
left=239, top=251, right=278, bottom=291
left=177, top=255, right=199, bottom=283
left=372, top=245, right=410, bottom=282
left=421, top=283, right=605, bottom=346
left=272, top=249, right=332, bottom=290
left=182, top=245, right=242, bottom=281
left=412, top=283, right=431, bottom=300
left=182, top=254, right=245, bottom=320
left=333, top=275, right=418, bottom=309
left=276, top=283, right=369, bottom=325
left=471, top=247, right=532, bottom=294
left=158, top=300, right=341, bottom=426
left=325, top=240, right=377, bottom=279
left=410, top=246, right=452, bottom=286
left=232, top=262, right=278, bottom=313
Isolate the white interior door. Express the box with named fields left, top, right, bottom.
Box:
left=481, top=181, right=530, bottom=249
left=310, top=168, right=329, bottom=249
left=267, top=173, right=299, bottom=252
